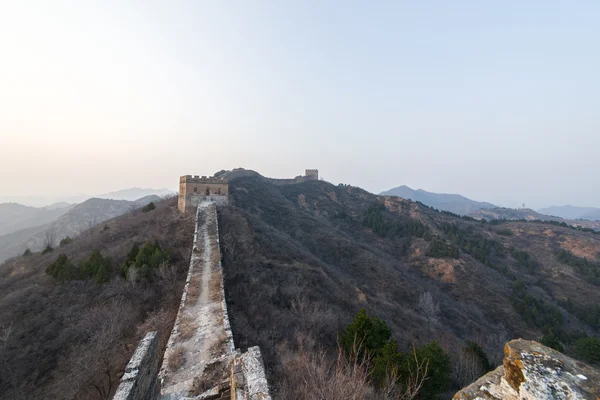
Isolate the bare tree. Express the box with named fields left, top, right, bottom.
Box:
left=65, top=304, right=133, bottom=399
left=452, top=349, right=484, bottom=388
left=1, top=322, right=12, bottom=350
left=44, top=225, right=57, bottom=248
left=86, top=217, right=99, bottom=237
left=418, top=291, right=440, bottom=334
left=279, top=342, right=375, bottom=400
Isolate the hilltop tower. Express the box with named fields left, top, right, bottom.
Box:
left=305, top=169, right=319, bottom=180
left=178, top=175, right=228, bottom=213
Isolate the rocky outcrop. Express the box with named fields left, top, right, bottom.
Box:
left=454, top=339, right=600, bottom=400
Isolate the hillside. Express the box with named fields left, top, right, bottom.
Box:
left=3, top=177, right=600, bottom=399
left=0, top=196, right=160, bottom=264
left=471, top=207, right=600, bottom=231
left=0, top=197, right=194, bottom=400
left=539, top=205, right=600, bottom=221
left=380, top=185, right=496, bottom=215
left=219, top=176, right=600, bottom=398
left=0, top=202, right=73, bottom=236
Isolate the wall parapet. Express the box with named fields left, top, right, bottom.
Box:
left=231, top=347, right=272, bottom=400
left=113, top=331, right=160, bottom=400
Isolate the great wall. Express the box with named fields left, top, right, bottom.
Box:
left=114, top=170, right=278, bottom=400
left=113, top=169, right=600, bottom=400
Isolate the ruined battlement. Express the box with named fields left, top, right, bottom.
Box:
left=178, top=175, right=229, bottom=213
left=305, top=169, right=319, bottom=179
left=180, top=175, right=228, bottom=185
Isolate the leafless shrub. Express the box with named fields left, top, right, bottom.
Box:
left=0, top=323, right=12, bottom=350
left=86, top=217, right=99, bottom=237
left=418, top=291, right=439, bottom=334
left=168, top=347, right=186, bottom=372
left=63, top=303, right=137, bottom=400
left=279, top=343, right=375, bottom=400
left=125, top=267, right=138, bottom=288
left=452, top=349, right=484, bottom=388
left=44, top=225, right=57, bottom=248
left=290, top=294, right=338, bottom=335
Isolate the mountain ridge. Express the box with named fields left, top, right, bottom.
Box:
left=379, top=185, right=496, bottom=215
left=538, top=205, right=600, bottom=221
left=0, top=195, right=160, bottom=264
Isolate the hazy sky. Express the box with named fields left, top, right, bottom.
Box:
left=1, top=1, right=599, bottom=209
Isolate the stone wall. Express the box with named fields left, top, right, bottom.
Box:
left=178, top=175, right=229, bottom=213
left=115, top=200, right=271, bottom=400
left=231, top=347, right=272, bottom=400
left=113, top=331, right=160, bottom=400
left=454, top=339, right=600, bottom=399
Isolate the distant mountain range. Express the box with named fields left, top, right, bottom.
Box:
left=470, top=207, right=600, bottom=231
left=96, top=187, right=176, bottom=201
left=0, top=195, right=160, bottom=264
left=0, top=202, right=74, bottom=236
left=0, top=187, right=175, bottom=207
left=380, top=185, right=496, bottom=216
left=538, top=205, right=600, bottom=221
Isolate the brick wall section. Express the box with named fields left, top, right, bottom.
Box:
left=113, top=331, right=160, bottom=400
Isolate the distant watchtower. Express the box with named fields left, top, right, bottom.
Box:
left=305, top=169, right=319, bottom=180
left=178, top=175, right=228, bottom=213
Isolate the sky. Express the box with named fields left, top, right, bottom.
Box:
left=1, top=1, right=599, bottom=209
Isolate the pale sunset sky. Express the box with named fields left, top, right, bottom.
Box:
left=1, top=1, right=599, bottom=208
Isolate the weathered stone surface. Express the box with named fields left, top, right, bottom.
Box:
left=113, top=331, right=160, bottom=400
left=454, top=339, right=600, bottom=400
left=230, top=347, right=272, bottom=400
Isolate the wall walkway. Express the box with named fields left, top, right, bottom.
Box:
left=113, top=201, right=271, bottom=400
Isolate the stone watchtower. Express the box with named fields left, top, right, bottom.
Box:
left=178, top=175, right=229, bottom=213
left=305, top=169, right=319, bottom=180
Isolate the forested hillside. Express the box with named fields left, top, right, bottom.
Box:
left=0, top=198, right=194, bottom=400
left=219, top=176, right=600, bottom=399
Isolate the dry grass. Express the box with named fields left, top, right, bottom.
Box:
left=210, top=268, right=222, bottom=302
left=177, top=314, right=197, bottom=341
left=187, top=274, right=202, bottom=304
left=208, top=332, right=229, bottom=358
left=168, top=346, right=186, bottom=372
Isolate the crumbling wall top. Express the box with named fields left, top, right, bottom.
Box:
left=180, top=175, right=228, bottom=184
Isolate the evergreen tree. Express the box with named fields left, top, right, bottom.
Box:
left=405, top=341, right=452, bottom=400
left=572, top=336, right=600, bottom=365
left=341, top=308, right=392, bottom=359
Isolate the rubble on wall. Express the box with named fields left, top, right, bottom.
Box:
left=454, top=339, right=600, bottom=400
